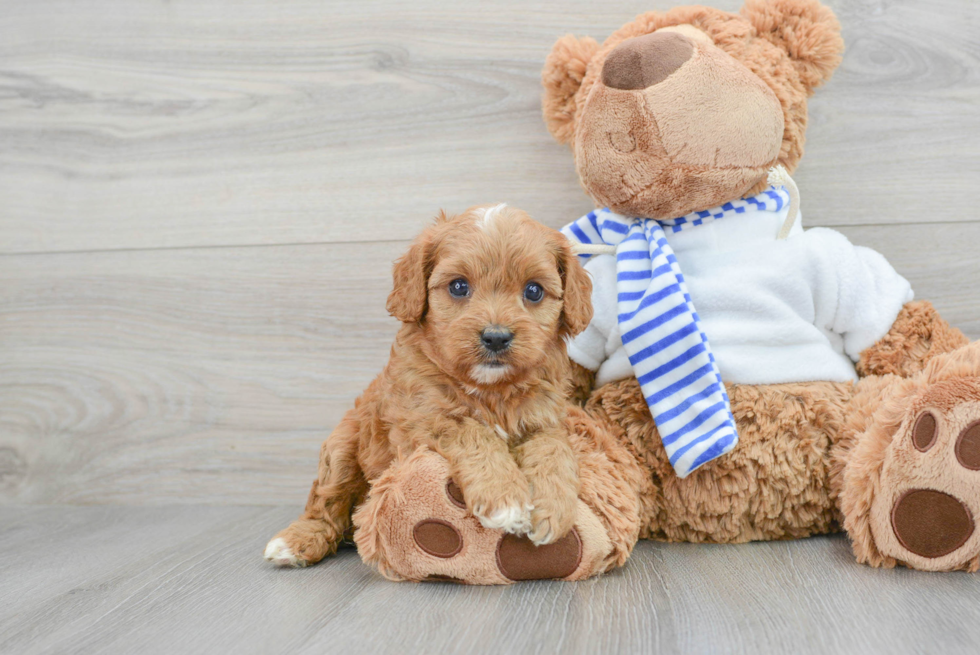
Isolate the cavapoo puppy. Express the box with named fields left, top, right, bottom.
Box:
left=264, top=203, right=593, bottom=567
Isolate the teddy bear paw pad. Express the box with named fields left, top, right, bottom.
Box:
left=871, top=394, right=980, bottom=571
left=495, top=530, right=582, bottom=581
left=358, top=449, right=612, bottom=584
left=412, top=519, right=463, bottom=559
left=891, top=489, right=973, bottom=559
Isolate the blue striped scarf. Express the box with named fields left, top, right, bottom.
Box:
left=562, top=186, right=789, bottom=477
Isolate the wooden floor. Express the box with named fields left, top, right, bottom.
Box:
left=2, top=0, right=980, bottom=652
left=2, top=506, right=979, bottom=655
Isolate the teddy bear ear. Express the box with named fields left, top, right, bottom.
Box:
left=741, top=0, right=844, bottom=90
left=542, top=34, right=600, bottom=144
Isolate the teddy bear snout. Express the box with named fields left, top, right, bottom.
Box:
left=601, top=31, right=694, bottom=91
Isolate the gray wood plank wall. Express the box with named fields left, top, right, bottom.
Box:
left=2, top=0, right=979, bottom=506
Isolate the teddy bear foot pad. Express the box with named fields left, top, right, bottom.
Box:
left=412, top=480, right=585, bottom=581
left=353, top=449, right=611, bottom=584
left=869, top=383, right=980, bottom=571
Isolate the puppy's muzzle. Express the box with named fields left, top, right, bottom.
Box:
left=481, top=326, right=513, bottom=354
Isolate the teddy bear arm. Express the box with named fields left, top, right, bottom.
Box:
left=856, top=300, right=969, bottom=378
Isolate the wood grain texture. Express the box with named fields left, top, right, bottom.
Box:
left=0, top=241, right=403, bottom=504
left=2, top=506, right=980, bottom=655
left=2, top=223, right=979, bottom=506
left=1, top=0, right=979, bottom=255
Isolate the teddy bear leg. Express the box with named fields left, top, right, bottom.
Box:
left=352, top=408, right=641, bottom=584
left=835, top=342, right=980, bottom=571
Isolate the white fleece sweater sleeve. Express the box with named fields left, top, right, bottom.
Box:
left=804, top=227, right=914, bottom=362
left=567, top=255, right=618, bottom=371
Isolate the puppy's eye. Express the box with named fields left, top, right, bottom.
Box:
left=448, top=278, right=470, bottom=298
left=524, top=282, right=544, bottom=303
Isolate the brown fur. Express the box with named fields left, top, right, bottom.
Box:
left=586, top=376, right=852, bottom=543
left=568, top=360, right=596, bottom=407
left=542, top=34, right=600, bottom=146
left=266, top=204, right=594, bottom=565
left=856, top=300, right=970, bottom=378
left=564, top=405, right=644, bottom=570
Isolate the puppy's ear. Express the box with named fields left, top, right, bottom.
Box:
left=542, top=34, right=600, bottom=145
left=555, top=236, right=593, bottom=338
left=386, top=218, right=441, bottom=324
left=741, top=0, right=844, bottom=91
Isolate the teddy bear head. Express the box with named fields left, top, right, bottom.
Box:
left=542, top=0, right=844, bottom=219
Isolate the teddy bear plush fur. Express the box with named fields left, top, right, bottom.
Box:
left=310, top=0, right=980, bottom=583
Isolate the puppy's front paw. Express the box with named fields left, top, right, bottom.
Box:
left=528, top=491, right=577, bottom=546
left=263, top=537, right=310, bottom=568
left=473, top=502, right=533, bottom=535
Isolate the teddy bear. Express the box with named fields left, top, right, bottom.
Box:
left=280, top=0, right=980, bottom=583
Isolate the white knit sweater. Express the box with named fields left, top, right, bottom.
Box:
left=568, top=199, right=914, bottom=387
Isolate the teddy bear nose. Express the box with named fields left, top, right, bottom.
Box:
left=601, top=31, right=694, bottom=90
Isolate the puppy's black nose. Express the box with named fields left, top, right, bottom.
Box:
left=481, top=326, right=513, bottom=353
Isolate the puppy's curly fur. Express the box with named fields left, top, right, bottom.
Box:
left=264, top=204, right=593, bottom=567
